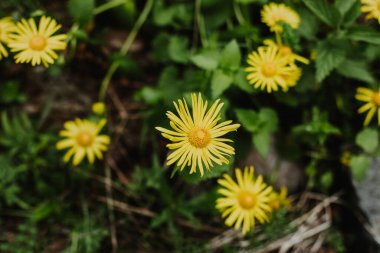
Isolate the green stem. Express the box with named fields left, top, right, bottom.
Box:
left=94, top=0, right=126, bottom=15
left=99, top=0, right=154, bottom=101
left=233, top=1, right=245, bottom=25
left=195, top=0, right=208, bottom=47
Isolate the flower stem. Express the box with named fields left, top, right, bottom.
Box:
left=99, top=0, right=154, bottom=101
left=94, top=0, right=126, bottom=15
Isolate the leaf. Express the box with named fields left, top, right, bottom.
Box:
left=346, top=26, right=380, bottom=45
left=68, top=0, right=94, bottom=25
left=350, top=155, right=370, bottom=181
left=258, top=108, right=278, bottom=133
left=336, top=59, right=375, bottom=84
left=235, top=109, right=259, bottom=133
left=339, top=0, right=361, bottom=24
left=302, top=0, right=341, bottom=27
left=356, top=128, right=379, bottom=153
left=233, top=68, right=254, bottom=94
left=168, top=36, right=190, bottom=63
left=298, top=8, right=319, bottom=40
left=252, top=131, right=270, bottom=158
left=316, top=40, right=346, bottom=82
left=335, top=0, right=357, bottom=16
left=191, top=51, right=219, bottom=70
left=219, top=40, right=241, bottom=71
left=211, top=70, right=233, bottom=99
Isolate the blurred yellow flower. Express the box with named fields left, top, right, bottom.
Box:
left=355, top=87, right=380, bottom=126
left=245, top=45, right=297, bottom=93
left=0, top=17, right=15, bottom=59
left=281, top=66, right=302, bottom=91
left=56, top=119, right=110, bottom=166
left=263, top=39, right=309, bottom=65
left=269, top=187, right=291, bottom=210
left=9, top=16, right=67, bottom=67
left=261, top=3, right=300, bottom=32
left=92, top=102, right=106, bottom=115
left=216, top=167, right=273, bottom=235
left=156, top=93, right=240, bottom=176
left=361, top=0, right=380, bottom=23
left=340, top=151, right=352, bottom=167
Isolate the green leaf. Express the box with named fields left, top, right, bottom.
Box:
left=302, top=0, right=341, bottom=27
left=356, top=128, right=379, bottom=153
left=68, top=0, right=94, bottom=25
left=335, top=0, right=357, bottom=16
left=168, top=36, right=190, bottom=63
left=235, top=109, right=259, bottom=133
left=298, top=8, right=319, bottom=40
left=211, top=70, right=233, bottom=99
left=316, top=40, right=346, bottom=82
left=252, top=131, right=270, bottom=158
left=339, top=1, right=361, bottom=24
left=258, top=108, right=278, bottom=133
left=346, top=26, right=380, bottom=45
left=336, top=59, right=375, bottom=84
left=219, top=40, right=241, bottom=71
left=350, top=155, right=370, bottom=181
left=191, top=51, right=219, bottom=70
left=233, top=68, right=254, bottom=94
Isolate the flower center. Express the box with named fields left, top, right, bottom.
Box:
left=377, top=2, right=380, bottom=12
left=279, top=45, right=292, bottom=56
left=238, top=190, right=256, bottom=209
left=188, top=127, right=210, bottom=148
left=76, top=132, right=93, bottom=147
left=29, top=35, right=47, bottom=51
left=373, top=92, right=380, bottom=106
left=262, top=62, right=277, bottom=77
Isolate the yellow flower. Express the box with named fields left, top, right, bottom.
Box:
left=340, top=151, right=352, bottom=167
left=9, top=16, right=67, bottom=67
left=281, top=66, right=302, bottom=91
left=245, top=45, right=297, bottom=93
left=0, top=17, right=16, bottom=59
left=263, top=39, right=309, bottom=65
left=361, top=0, right=380, bottom=23
left=355, top=87, right=380, bottom=126
left=216, top=167, right=273, bottom=235
left=269, top=187, right=291, bottom=210
left=261, top=3, right=300, bottom=32
left=156, top=93, right=240, bottom=176
left=56, top=119, right=110, bottom=166
left=92, top=102, right=106, bottom=115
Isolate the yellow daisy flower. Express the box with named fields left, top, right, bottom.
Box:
left=245, top=45, right=297, bottom=93
left=281, top=66, right=302, bottom=91
left=156, top=93, right=240, bottom=176
left=269, top=187, right=291, bottom=210
left=216, top=167, right=273, bottom=235
left=355, top=87, right=380, bottom=126
left=0, top=17, right=16, bottom=59
left=8, top=16, right=67, bottom=67
left=261, top=3, right=300, bottom=32
left=361, top=0, right=380, bottom=23
left=56, top=118, right=110, bottom=166
left=263, top=39, right=310, bottom=65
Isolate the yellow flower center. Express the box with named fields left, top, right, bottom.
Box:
left=29, top=35, right=47, bottom=51
left=238, top=190, right=256, bottom=209
left=279, top=45, right=292, bottom=56
left=76, top=132, right=93, bottom=147
left=377, top=2, right=380, bottom=12
left=262, top=62, right=277, bottom=77
left=188, top=127, right=210, bottom=148
left=373, top=92, right=380, bottom=106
